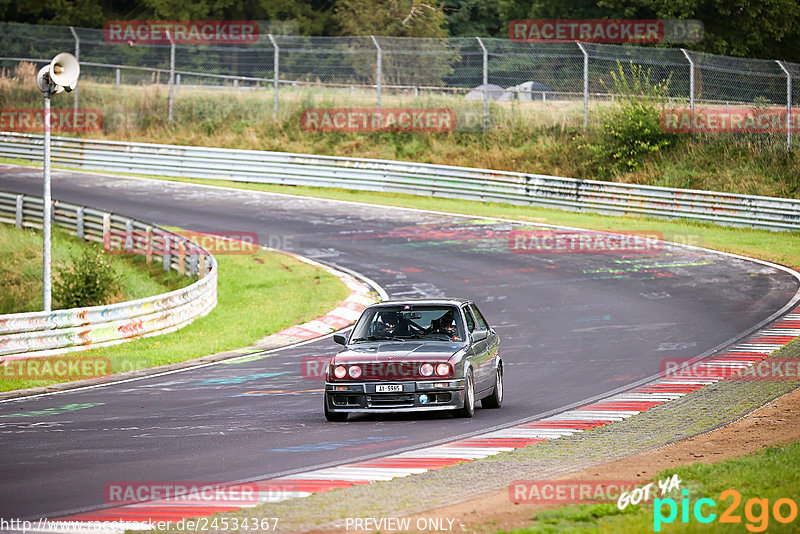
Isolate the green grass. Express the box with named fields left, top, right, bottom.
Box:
left=0, top=246, right=351, bottom=392
left=0, top=222, right=188, bottom=314
left=503, top=441, right=800, bottom=533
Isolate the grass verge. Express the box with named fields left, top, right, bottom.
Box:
left=0, top=222, right=188, bottom=314
left=0, top=229, right=351, bottom=392
left=506, top=441, right=800, bottom=533
left=1, top=70, right=798, bottom=199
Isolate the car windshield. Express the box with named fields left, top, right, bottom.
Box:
left=350, top=305, right=465, bottom=342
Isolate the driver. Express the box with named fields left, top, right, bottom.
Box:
left=440, top=311, right=457, bottom=337
left=373, top=311, right=398, bottom=337
left=428, top=311, right=457, bottom=338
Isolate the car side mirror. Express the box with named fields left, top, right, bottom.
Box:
left=472, top=330, right=488, bottom=342
left=333, top=333, right=347, bottom=346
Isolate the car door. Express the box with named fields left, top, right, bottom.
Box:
left=463, top=304, right=491, bottom=392
left=470, top=303, right=499, bottom=383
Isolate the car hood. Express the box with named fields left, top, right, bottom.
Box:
left=333, top=340, right=465, bottom=364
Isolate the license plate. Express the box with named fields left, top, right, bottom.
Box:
left=376, top=384, right=403, bottom=393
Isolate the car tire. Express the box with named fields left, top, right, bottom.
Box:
left=481, top=366, right=503, bottom=409
left=455, top=370, right=475, bottom=418
left=324, top=395, right=348, bottom=422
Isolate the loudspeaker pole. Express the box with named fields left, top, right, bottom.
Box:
left=42, top=86, right=52, bottom=312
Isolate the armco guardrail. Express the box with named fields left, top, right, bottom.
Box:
left=0, top=190, right=217, bottom=359
left=1, top=132, right=799, bottom=231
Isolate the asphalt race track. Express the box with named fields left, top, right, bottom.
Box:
left=1, top=165, right=798, bottom=520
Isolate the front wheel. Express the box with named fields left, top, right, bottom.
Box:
left=455, top=370, right=475, bottom=418
left=324, top=395, right=348, bottom=422
left=482, top=366, right=503, bottom=409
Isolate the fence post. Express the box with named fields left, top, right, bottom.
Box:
left=167, top=30, right=175, bottom=122
left=69, top=26, right=79, bottom=116
left=576, top=42, right=588, bottom=131
left=370, top=35, right=382, bottom=109
left=268, top=34, right=279, bottom=121
left=680, top=48, right=695, bottom=111
left=476, top=37, right=489, bottom=129
left=115, top=68, right=120, bottom=88
left=76, top=206, right=84, bottom=239
left=15, top=194, right=23, bottom=229
left=776, top=60, right=792, bottom=149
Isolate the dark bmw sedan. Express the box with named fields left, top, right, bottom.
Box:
left=324, top=299, right=502, bottom=421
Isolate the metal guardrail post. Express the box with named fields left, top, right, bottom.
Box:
left=268, top=34, right=279, bottom=121
left=102, top=212, right=110, bottom=249
left=124, top=219, right=134, bottom=251
left=681, top=48, right=695, bottom=112
left=145, top=226, right=153, bottom=264
left=76, top=206, right=84, bottom=238
left=15, top=194, right=23, bottom=229
left=576, top=42, right=589, bottom=131
left=370, top=35, right=382, bottom=110
left=167, top=30, right=175, bottom=123
left=69, top=26, right=79, bottom=117
left=163, top=234, right=171, bottom=272
left=776, top=60, right=792, bottom=150
left=476, top=37, right=489, bottom=130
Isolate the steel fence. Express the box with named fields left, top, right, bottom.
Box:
left=1, top=131, right=798, bottom=231
left=0, top=22, right=796, bottom=146
left=0, top=189, right=218, bottom=359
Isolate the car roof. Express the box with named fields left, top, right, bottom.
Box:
left=369, top=298, right=472, bottom=307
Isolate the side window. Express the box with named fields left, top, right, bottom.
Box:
left=463, top=307, right=476, bottom=332
left=470, top=304, right=489, bottom=330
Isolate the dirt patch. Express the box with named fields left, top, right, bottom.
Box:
left=391, top=385, right=800, bottom=533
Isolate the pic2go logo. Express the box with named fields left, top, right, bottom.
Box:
left=653, top=489, right=799, bottom=532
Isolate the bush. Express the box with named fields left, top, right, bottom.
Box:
left=584, top=62, right=679, bottom=178
left=53, top=247, right=121, bottom=309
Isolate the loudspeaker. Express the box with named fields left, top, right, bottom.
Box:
left=49, top=52, right=80, bottom=91
left=36, top=53, right=80, bottom=94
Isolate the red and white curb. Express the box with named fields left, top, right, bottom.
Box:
left=45, top=309, right=799, bottom=532
left=242, top=252, right=380, bottom=350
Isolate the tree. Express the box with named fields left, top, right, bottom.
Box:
left=335, top=0, right=448, bottom=37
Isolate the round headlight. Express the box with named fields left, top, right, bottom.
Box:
left=333, top=365, right=347, bottom=379
left=348, top=365, right=362, bottom=379
left=435, top=363, right=451, bottom=376
left=419, top=363, right=434, bottom=376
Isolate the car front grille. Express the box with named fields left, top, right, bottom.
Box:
left=367, top=394, right=415, bottom=407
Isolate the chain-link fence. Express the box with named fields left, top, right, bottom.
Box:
left=0, top=21, right=797, bottom=146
